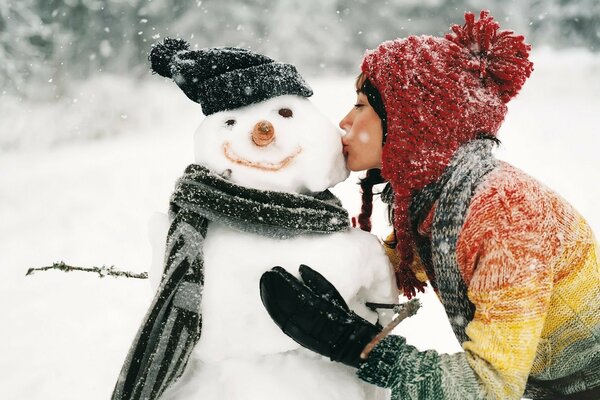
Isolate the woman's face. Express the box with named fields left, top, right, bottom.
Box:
left=339, top=91, right=383, bottom=171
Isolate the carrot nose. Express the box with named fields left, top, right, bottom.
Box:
left=252, top=120, right=275, bottom=147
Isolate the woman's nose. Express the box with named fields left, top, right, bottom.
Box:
left=339, top=113, right=351, bottom=132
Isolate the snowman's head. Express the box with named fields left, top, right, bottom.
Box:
left=194, top=95, right=349, bottom=193
left=147, top=39, right=348, bottom=192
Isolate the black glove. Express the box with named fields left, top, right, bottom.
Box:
left=259, top=264, right=381, bottom=368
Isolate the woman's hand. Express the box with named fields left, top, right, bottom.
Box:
left=259, top=264, right=381, bottom=368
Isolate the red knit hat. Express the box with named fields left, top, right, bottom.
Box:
left=361, top=11, right=534, bottom=298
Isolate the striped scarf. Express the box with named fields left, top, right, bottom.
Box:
left=111, top=164, right=350, bottom=400
left=409, top=138, right=498, bottom=343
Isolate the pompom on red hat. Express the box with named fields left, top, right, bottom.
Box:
left=361, top=10, right=534, bottom=298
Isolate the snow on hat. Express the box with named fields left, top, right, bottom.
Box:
left=361, top=11, right=534, bottom=298
left=149, top=38, right=313, bottom=115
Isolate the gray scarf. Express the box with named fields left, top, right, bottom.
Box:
left=409, top=138, right=499, bottom=344
left=112, top=164, right=350, bottom=400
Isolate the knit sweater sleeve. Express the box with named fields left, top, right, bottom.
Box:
left=358, top=170, right=556, bottom=399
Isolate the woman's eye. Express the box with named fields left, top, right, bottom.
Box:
left=225, top=119, right=236, bottom=127
left=278, top=108, right=293, bottom=118
left=354, top=103, right=363, bottom=109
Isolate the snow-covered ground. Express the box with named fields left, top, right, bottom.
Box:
left=1, top=48, right=599, bottom=399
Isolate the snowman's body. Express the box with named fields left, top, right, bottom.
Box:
left=151, top=95, right=398, bottom=400
left=162, top=225, right=396, bottom=400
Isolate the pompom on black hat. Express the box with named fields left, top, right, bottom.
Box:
left=149, top=38, right=313, bottom=115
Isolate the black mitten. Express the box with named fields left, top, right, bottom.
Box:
left=259, top=264, right=381, bottom=368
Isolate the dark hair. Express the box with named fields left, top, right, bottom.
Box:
left=356, top=73, right=388, bottom=143
left=357, top=168, right=386, bottom=232
left=476, top=131, right=502, bottom=145
left=354, top=74, right=390, bottom=234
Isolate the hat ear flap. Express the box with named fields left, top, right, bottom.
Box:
left=149, top=38, right=190, bottom=78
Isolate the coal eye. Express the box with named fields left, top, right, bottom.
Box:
left=225, top=119, right=236, bottom=127
left=278, top=108, right=293, bottom=118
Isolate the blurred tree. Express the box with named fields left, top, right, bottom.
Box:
left=2, top=0, right=599, bottom=99
left=267, top=1, right=347, bottom=73
left=34, top=0, right=151, bottom=90
left=529, top=0, right=600, bottom=51
left=0, top=0, right=50, bottom=95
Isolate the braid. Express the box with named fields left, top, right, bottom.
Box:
left=357, top=169, right=386, bottom=232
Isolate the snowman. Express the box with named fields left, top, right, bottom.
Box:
left=112, top=38, right=398, bottom=400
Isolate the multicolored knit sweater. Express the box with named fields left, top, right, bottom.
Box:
left=359, top=146, right=600, bottom=399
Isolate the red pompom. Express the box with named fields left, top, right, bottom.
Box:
left=445, top=10, right=534, bottom=103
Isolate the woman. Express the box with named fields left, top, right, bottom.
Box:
left=260, top=11, right=600, bottom=400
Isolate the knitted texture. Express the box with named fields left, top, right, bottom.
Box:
left=360, top=11, right=534, bottom=298
left=149, top=38, right=313, bottom=115
left=415, top=139, right=498, bottom=344
left=112, top=164, right=350, bottom=400
left=358, top=155, right=600, bottom=399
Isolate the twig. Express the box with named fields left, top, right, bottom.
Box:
left=360, top=298, right=421, bottom=360
left=26, top=261, right=148, bottom=279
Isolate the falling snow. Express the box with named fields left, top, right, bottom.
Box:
left=1, top=1, right=599, bottom=399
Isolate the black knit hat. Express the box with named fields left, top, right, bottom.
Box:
left=149, top=38, right=313, bottom=115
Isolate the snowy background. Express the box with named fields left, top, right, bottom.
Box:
left=1, top=1, right=600, bottom=399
